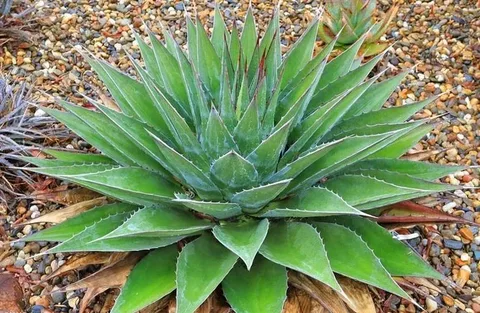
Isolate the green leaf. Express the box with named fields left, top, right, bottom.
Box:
left=111, top=245, right=178, bottom=313
left=173, top=198, right=242, bottom=220
left=23, top=203, right=139, bottom=242
left=317, top=33, right=366, bottom=89
left=177, top=234, right=238, bottom=313
left=322, top=175, right=422, bottom=208
left=304, top=73, right=377, bottom=141
left=231, top=179, right=291, bottom=212
left=311, top=51, right=384, bottom=106
left=341, top=159, right=464, bottom=180
left=86, top=56, right=170, bottom=135
left=327, top=98, right=435, bottom=140
left=213, top=219, right=269, bottom=269
left=246, top=121, right=290, bottom=180
left=275, top=60, right=325, bottom=128
left=42, top=108, right=134, bottom=166
left=45, top=214, right=183, bottom=253
left=211, top=6, right=229, bottom=56
left=210, top=151, right=258, bottom=192
left=342, top=169, right=459, bottom=193
left=241, top=8, right=257, bottom=65
left=223, top=256, right=287, bottom=313
left=26, top=165, right=181, bottom=205
left=273, top=139, right=344, bottom=182
left=195, top=18, right=222, bottom=103
left=280, top=18, right=319, bottom=89
left=343, top=70, right=409, bottom=118
left=202, top=107, right=237, bottom=161
left=219, top=49, right=236, bottom=132
left=102, top=206, right=213, bottom=239
left=258, top=187, right=366, bottom=218
left=259, top=222, right=341, bottom=293
left=186, top=16, right=198, bottom=64
left=88, top=98, right=172, bottom=176
left=59, top=101, right=165, bottom=173
left=368, top=124, right=433, bottom=159
left=147, top=30, right=192, bottom=123
left=234, top=99, right=261, bottom=155
left=150, top=132, right=223, bottom=200
left=43, top=149, right=115, bottom=164
left=229, top=26, right=241, bottom=72
left=285, top=132, right=393, bottom=193
left=163, top=28, right=209, bottom=133
left=133, top=31, right=164, bottom=89
left=324, top=216, right=443, bottom=279
left=130, top=57, right=210, bottom=170
left=19, top=156, right=95, bottom=168
left=313, top=222, right=410, bottom=299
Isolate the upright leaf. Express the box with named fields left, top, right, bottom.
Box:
left=210, top=151, right=258, bottom=192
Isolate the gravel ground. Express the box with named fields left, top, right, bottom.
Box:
left=0, top=0, right=479, bottom=312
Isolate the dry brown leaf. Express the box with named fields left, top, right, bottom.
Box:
left=100, top=291, right=118, bottom=313
left=288, top=271, right=349, bottom=313
left=91, top=85, right=120, bottom=111
left=404, top=277, right=442, bottom=293
left=60, top=252, right=144, bottom=292
left=44, top=252, right=112, bottom=281
left=0, top=273, right=23, bottom=313
left=20, top=197, right=107, bottom=225
left=401, top=149, right=441, bottom=161
left=33, top=187, right=103, bottom=205
left=79, top=286, right=109, bottom=313
left=283, top=288, right=327, bottom=313
left=337, top=276, right=376, bottom=313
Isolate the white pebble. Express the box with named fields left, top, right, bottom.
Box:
left=22, top=225, right=32, bottom=235
left=474, top=236, right=480, bottom=245
left=31, top=211, right=41, bottom=219
left=442, top=202, right=457, bottom=213
left=114, top=43, right=122, bottom=52
left=24, top=263, right=32, bottom=273
left=29, top=205, right=39, bottom=212
left=461, top=253, right=470, bottom=262
left=426, top=297, right=438, bottom=312
left=34, top=108, right=46, bottom=117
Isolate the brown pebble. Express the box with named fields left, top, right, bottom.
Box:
left=462, top=175, right=473, bottom=183
left=459, top=228, right=474, bottom=241
left=443, top=295, right=455, bottom=306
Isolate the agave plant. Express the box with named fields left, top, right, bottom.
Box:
left=19, top=7, right=464, bottom=313
left=318, top=0, right=398, bottom=56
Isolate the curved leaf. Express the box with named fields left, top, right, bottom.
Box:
left=258, top=187, right=366, bottom=218
left=101, top=206, right=213, bottom=239
left=223, top=256, right=287, bottom=313
left=111, top=245, right=178, bottom=313
left=313, top=222, right=410, bottom=299
left=213, top=219, right=269, bottom=269
left=176, top=234, right=238, bottom=313
left=324, top=216, right=443, bottom=279
left=259, top=222, right=341, bottom=293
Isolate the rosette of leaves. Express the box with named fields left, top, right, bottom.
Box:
left=318, top=0, right=398, bottom=56
left=20, top=8, right=463, bottom=313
